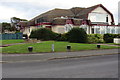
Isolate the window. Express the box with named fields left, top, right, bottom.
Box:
left=89, top=13, right=107, bottom=22
left=92, top=27, right=94, bottom=34
left=100, top=26, right=106, bottom=34
left=106, top=26, right=110, bottom=33
left=115, top=27, right=120, bottom=34
left=93, top=26, right=100, bottom=34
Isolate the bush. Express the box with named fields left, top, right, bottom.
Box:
left=87, top=34, right=104, bottom=43
left=103, top=33, right=120, bottom=43
left=67, top=28, right=87, bottom=43
left=29, top=28, right=58, bottom=40
left=56, top=33, right=68, bottom=41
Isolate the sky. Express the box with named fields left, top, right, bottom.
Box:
left=118, top=1, right=120, bottom=23
left=0, top=0, right=120, bottom=25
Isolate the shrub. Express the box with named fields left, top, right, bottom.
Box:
left=67, top=28, right=87, bottom=43
left=103, top=33, right=120, bottom=43
left=87, top=34, right=104, bottom=43
left=29, top=28, right=58, bottom=40
left=56, top=33, right=68, bottom=41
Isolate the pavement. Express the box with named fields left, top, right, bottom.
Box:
left=2, top=48, right=119, bottom=63
left=2, top=54, right=118, bottom=78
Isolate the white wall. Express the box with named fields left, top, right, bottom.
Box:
left=52, top=25, right=65, bottom=34
left=88, top=6, right=112, bottom=25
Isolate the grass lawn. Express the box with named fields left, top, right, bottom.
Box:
left=1, top=39, right=24, bottom=46
left=2, top=41, right=119, bottom=54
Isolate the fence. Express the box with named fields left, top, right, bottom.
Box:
left=0, top=33, right=23, bottom=40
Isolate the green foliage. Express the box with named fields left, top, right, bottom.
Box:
left=55, top=33, right=68, bottom=41
left=29, top=28, right=58, bottom=40
left=1, top=22, right=13, bottom=33
left=87, top=34, right=104, bottom=43
left=103, top=33, right=120, bottom=43
left=67, top=28, right=87, bottom=43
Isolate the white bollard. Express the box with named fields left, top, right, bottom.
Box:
left=52, top=44, right=54, bottom=52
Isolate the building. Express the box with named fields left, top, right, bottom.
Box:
left=19, top=4, right=120, bottom=36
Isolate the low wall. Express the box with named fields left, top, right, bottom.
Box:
left=114, top=38, right=120, bottom=44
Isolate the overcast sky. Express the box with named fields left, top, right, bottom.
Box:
left=0, top=0, right=119, bottom=24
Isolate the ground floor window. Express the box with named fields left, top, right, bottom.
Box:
left=100, top=26, right=106, bottom=34
left=110, top=27, right=115, bottom=34
left=115, top=27, right=120, bottom=34
left=92, top=26, right=120, bottom=34
left=93, top=26, right=100, bottom=34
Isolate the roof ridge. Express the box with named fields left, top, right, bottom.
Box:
left=86, top=4, right=102, bottom=9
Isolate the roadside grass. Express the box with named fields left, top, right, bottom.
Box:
left=108, top=43, right=120, bottom=45
left=2, top=41, right=119, bottom=54
left=1, top=39, right=24, bottom=46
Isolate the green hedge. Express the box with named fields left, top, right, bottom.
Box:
left=67, top=28, right=87, bottom=43
left=87, top=34, right=104, bottom=43
left=29, top=28, right=58, bottom=40
left=103, top=33, right=120, bottom=43
left=55, top=33, right=68, bottom=41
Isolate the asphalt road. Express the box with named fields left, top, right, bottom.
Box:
left=2, top=54, right=118, bottom=78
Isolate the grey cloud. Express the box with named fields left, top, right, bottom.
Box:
left=118, top=1, right=120, bottom=23
left=0, top=2, right=52, bottom=20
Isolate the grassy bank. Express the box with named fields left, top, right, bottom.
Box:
left=1, top=39, right=24, bottom=46
left=2, top=41, right=119, bottom=54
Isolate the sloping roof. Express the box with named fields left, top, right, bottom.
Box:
left=73, top=19, right=83, bottom=25
left=77, top=4, right=114, bottom=22
left=19, top=21, right=28, bottom=27
left=76, top=4, right=99, bottom=19
left=30, top=7, right=86, bottom=22
left=31, top=8, right=75, bottom=22
left=52, top=18, right=83, bottom=25
left=52, top=19, right=66, bottom=25
left=29, top=4, right=114, bottom=25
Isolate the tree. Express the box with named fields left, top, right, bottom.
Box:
left=11, top=17, right=28, bottom=31
left=67, top=28, right=87, bottom=43
left=1, top=22, right=12, bottom=33
left=30, top=28, right=58, bottom=40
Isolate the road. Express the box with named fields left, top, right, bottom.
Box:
left=2, top=54, right=118, bottom=78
